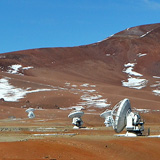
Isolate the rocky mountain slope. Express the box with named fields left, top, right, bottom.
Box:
left=0, top=23, right=159, bottom=113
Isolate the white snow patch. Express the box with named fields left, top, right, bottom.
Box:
left=22, top=66, right=34, bottom=70
left=137, top=53, right=147, bottom=57
left=27, top=88, right=54, bottom=94
left=124, top=63, right=136, bottom=67
left=81, top=95, right=102, bottom=101
left=7, top=64, right=34, bottom=75
left=7, top=64, right=22, bottom=74
left=140, top=29, right=153, bottom=38
left=122, top=62, right=148, bottom=89
left=63, top=82, right=109, bottom=109
left=123, top=63, right=143, bottom=77
left=97, top=34, right=114, bottom=42
left=153, top=89, right=160, bottom=96
left=122, top=77, right=148, bottom=89
left=0, top=77, right=56, bottom=102
left=123, top=67, right=142, bottom=77
left=150, top=78, right=160, bottom=96
left=79, top=94, right=110, bottom=108
left=153, top=76, right=160, bottom=79
left=0, top=77, right=26, bottom=101
left=86, top=89, right=96, bottom=93
left=80, top=83, right=89, bottom=87
left=106, top=54, right=111, bottom=56
left=150, top=81, right=160, bottom=87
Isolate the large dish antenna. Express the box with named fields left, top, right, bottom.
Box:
left=25, top=108, right=35, bottom=119
left=100, top=98, right=144, bottom=136
left=113, top=98, right=131, bottom=133
left=68, top=110, right=84, bottom=128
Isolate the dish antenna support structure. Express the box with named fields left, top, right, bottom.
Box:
left=100, top=98, right=144, bottom=136
left=25, top=108, right=35, bottom=119
left=68, top=110, right=84, bottom=128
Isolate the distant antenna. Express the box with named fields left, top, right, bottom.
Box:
left=100, top=110, right=113, bottom=127
left=68, top=110, right=84, bottom=128
left=100, top=98, right=145, bottom=136
left=25, top=108, right=35, bottom=119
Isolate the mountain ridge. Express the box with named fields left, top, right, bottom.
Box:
left=0, top=23, right=159, bottom=111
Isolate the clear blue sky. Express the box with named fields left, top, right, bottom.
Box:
left=0, top=0, right=160, bottom=53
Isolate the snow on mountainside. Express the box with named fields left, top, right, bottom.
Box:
left=0, top=23, right=159, bottom=111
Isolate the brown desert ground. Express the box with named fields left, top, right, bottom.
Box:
left=0, top=23, right=159, bottom=159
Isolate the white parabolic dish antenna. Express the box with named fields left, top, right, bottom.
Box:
left=25, top=108, right=35, bottom=119
left=68, top=110, right=84, bottom=119
left=113, top=98, right=131, bottom=133
left=68, top=110, right=84, bottom=128
left=100, top=98, right=144, bottom=136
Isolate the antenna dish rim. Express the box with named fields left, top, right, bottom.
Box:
left=113, top=98, right=131, bottom=133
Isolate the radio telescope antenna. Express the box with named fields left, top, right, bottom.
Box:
left=68, top=109, right=84, bottom=128
left=100, top=98, right=145, bottom=137
left=25, top=108, right=35, bottom=119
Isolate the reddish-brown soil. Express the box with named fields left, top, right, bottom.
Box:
left=0, top=119, right=159, bottom=160
left=1, top=136, right=160, bottom=160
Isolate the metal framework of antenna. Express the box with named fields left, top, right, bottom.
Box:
left=100, top=98, right=145, bottom=136
left=68, top=110, right=84, bottom=128
left=25, top=108, right=35, bottom=119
